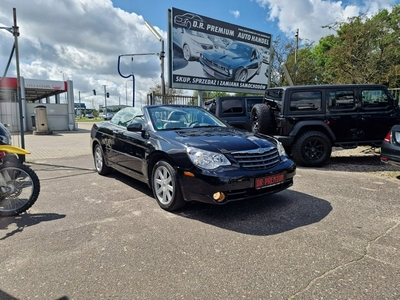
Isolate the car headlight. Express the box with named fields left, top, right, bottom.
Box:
left=186, top=147, right=231, bottom=170
left=275, top=140, right=288, bottom=161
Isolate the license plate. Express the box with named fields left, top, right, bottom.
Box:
left=255, top=172, right=285, bottom=189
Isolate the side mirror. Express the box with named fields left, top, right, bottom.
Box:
left=127, top=122, right=143, bottom=132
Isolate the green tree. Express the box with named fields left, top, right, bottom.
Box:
left=314, top=5, right=400, bottom=86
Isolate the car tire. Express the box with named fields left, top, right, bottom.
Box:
left=151, top=160, right=185, bottom=211
left=251, top=104, right=273, bottom=135
left=235, top=69, right=248, bottom=82
left=292, top=131, right=332, bottom=167
left=93, top=144, right=112, bottom=175
left=183, top=44, right=192, bottom=61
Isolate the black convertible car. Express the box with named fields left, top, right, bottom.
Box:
left=90, top=105, right=296, bottom=211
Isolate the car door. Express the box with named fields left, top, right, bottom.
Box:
left=358, top=87, right=398, bottom=141
left=109, top=109, right=148, bottom=179
left=325, top=88, right=360, bottom=142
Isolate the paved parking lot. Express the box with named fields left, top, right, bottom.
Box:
left=1, top=122, right=399, bottom=299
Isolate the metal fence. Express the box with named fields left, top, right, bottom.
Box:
left=389, top=88, right=400, bottom=100
left=147, top=93, right=213, bottom=107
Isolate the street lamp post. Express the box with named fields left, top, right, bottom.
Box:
left=78, top=91, right=82, bottom=117
left=125, top=79, right=133, bottom=106
left=1, top=8, right=26, bottom=153
left=145, top=21, right=165, bottom=104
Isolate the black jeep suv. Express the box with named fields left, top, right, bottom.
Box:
left=251, top=84, right=400, bottom=167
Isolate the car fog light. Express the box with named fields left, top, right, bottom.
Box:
left=183, top=171, right=195, bottom=177
left=213, top=192, right=226, bottom=203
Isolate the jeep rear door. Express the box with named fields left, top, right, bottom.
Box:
left=358, top=87, right=399, bottom=141
left=325, top=88, right=360, bottom=142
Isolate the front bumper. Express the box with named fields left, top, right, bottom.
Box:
left=178, top=159, right=296, bottom=205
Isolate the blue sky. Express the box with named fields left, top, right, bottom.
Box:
left=0, top=0, right=397, bottom=108
left=111, top=0, right=282, bottom=38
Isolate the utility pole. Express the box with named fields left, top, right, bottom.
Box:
left=145, top=21, right=165, bottom=104
left=0, top=9, right=25, bottom=154
left=78, top=91, right=81, bottom=117
left=103, top=85, right=107, bottom=116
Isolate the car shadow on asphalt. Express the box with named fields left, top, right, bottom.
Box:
left=324, top=155, right=400, bottom=178
left=176, top=189, right=332, bottom=236
left=0, top=213, right=66, bottom=240
left=101, top=172, right=332, bottom=236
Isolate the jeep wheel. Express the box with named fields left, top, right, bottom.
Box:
left=251, top=104, right=273, bottom=135
left=292, top=131, right=332, bottom=167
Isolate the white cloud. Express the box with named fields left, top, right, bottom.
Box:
left=255, top=0, right=396, bottom=42
left=0, top=0, right=166, bottom=108
left=230, top=10, right=240, bottom=18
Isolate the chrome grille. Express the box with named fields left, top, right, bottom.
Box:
left=232, top=147, right=280, bottom=170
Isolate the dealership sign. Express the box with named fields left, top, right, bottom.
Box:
left=168, top=7, right=272, bottom=94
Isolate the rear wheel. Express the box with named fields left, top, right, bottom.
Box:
left=251, top=104, right=273, bottom=135
left=93, top=144, right=112, bottom=175
left=151, top=160, right=185, bottom=211
left=292, top=131, right=332, bottom=167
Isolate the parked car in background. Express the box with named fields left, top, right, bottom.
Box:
left=258, top=47, right=270, bottom=64
left=86, top=113, right=94, bottom=119
left=207, top=34, right=231, bottom=49
left=204, top=96, right=264, bottom=131
left=173, top=27, right=214, bottom=61
left=199, top=41, right=262, bottom=82
left=249, top=84, right=400, bottom=167
left=90, top=105, right=296, bottom=211
left=380, top=124, right=400, bottom=167
left=104, top=113, right=114, bottom=120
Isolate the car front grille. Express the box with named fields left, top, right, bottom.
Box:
left=201, top=57, right=229, bottom=75
left=231, top=147, right=280, bottom=170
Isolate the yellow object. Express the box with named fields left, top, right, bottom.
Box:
left=0, top=145, right=31, bottom=155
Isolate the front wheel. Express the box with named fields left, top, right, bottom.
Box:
left=0, top=164, right=41, bottom=216
left=151, top=160, right=185, bottom=211
left=93, top=144, right=112, bottom=175
left=235, top=69, right=248, bottom=82
left=183, top=44, right=192, bottom=61
left=292, top=131, right=332, bottom=167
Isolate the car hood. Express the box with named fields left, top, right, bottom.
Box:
left=188, top=34, right=213, bottom=45
left=161, top=127, right=276, bottom=153
left=202, top=49, right=246, bottom=67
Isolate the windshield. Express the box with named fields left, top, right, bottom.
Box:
left=147, top=106, right=227, bottom=130
left=226, top=42, right=253, bottom=57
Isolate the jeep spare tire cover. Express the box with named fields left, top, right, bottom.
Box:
left=251, top=104, right=273, bottom=135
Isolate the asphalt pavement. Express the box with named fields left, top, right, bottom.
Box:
left=1, top=121, right=399, bottom=300
left=20, top=122, right=94, bottom=162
